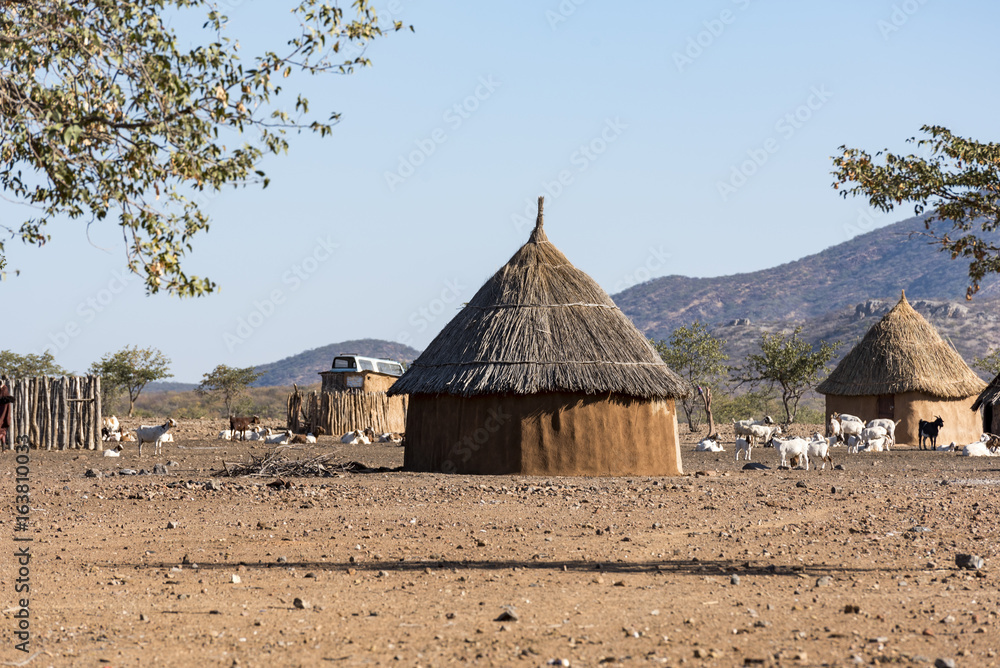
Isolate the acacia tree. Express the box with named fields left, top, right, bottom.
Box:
left=732, top=327, right=841, bottom=424
left=197, top=364, right=263, bottom=415
left=832, top=125, right=1000, bottom=299
left=89, top=345, right=171, bottom=416
left=0, top=350, right=68, bottom=378
left=0, top=1, right=408, bottom=295
left=652, top=322, right=728, bottom=436
left=974, top=349, right=1000, bottom=377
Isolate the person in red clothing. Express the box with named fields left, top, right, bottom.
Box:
left=0, top=375, right=12, bottom=445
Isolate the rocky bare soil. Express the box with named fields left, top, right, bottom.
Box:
left=3, top=419, right=1000, bottom=667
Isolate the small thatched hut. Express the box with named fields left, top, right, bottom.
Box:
left=971, top=373, right=1000, bottom=435
left=817, top=292, right=986, bottom=445
left=387, top=197, right=691, bottom=476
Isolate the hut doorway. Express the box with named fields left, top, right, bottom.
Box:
left=985, top=403, right=995, bottom=434
left=877, top=394, right=894, bottom=420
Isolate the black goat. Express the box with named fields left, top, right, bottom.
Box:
left=918, top=416, right=944, bottom=450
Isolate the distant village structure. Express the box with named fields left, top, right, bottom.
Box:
left=388, top=197, right=691, bottom=476
left=288, top=355, right=407, bottom=436
left=972, top=372, right=1000, bottom=436
left=817, top=292, right=987, bottom=446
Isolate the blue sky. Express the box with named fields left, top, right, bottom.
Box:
left=4, top=0, right=998, bottom=382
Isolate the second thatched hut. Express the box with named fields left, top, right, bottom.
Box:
left=817, top=292, right=986, bottom=445
left=387, top=198, right=691, bottom=476
left=971, top=373, right=1000, bottom=436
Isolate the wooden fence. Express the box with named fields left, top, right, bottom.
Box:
left=3, top=376, right=103, bottom=451
left=287, top=385, right=407, bottom=436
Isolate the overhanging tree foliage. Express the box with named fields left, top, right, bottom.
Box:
left=89, top=345, right=171, bottom=416
left=1, top=1, right=408, bottom=295
left=652, top=322, right=728, bottom=436
left=832, top=125, right=1000, bottom=299
left=732, top=327, right=841, bottom=424
left=197, top=363, right=263, bottom=415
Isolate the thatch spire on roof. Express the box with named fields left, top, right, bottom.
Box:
left=388, top=198, right=691, bottom=399
left=816, top=293, right=986, bottom=399
left=529, top=196, right=546, bottom=244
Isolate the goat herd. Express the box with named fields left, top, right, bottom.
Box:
left=695, top=413, right=1000, bottom=470
left=98, top=414, right=404, bottom=457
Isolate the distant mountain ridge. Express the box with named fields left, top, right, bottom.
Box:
left=613, top=212, right=1000, bottom=342
left=252, top=338, right=420, bottom=387
left=146, top=338, right=420, bottom=392
left=150, top=216, right=1000, bottom=395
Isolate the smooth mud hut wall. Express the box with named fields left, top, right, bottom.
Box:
left=403, top=393, right=680, bottom=476
left=818, top=292, right=986, bottom=446
left=389, top=197, right=691, bottom=476
left=3, top=376, right=103, bottom=450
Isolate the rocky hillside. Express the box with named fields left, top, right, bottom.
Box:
left=706, top=297, right=1000, bottom=381
left=614, top=212, right=1000, bottom=341
left=613, top=213, right=1000, bottom=376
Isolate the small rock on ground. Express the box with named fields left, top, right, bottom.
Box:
left=496, top=606, right=519, bottom=622
left=955, top=554, right=984, bottom=570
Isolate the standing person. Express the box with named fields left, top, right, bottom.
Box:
left=0, top=376, right=12, bottom=446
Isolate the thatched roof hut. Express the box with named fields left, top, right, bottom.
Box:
left=971, top=373, right=1000, bottom=435
left=817, top=292, right=986, bottom=445
left=389, top=197, right=691, bottom=475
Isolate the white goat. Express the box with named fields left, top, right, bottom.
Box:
left=772, top=436, right=810, bottom=469
left=696, top=438, right=724, bottom=452
left=734, top=437, right=752, bottom=462
left=845, top=434, right=861, bottom=453
left=101, top=415, right=122, bottom=441
left=962, top=440, right=1000, bottom=457
left=733, top=416, right=775, bottom=440
left=103, top=444, right=124, bottom=457
left=828, top=417, right=842, bottom=441
left=860, top=426, right=888, bottom=451
left=377, top=432, right=403, bottom=444
left=265, top=430, right=293, bottom=445
left=341, top=429, right=371, bottom=445
left=746, top=423, right=782, bottom=449
left=866, top=419, right=900, bottom=448
left=136, top=419, right=177, bottom=456
left=838, top=418, right=864, bottom=445
left=245, top=427, right=267, bottom=441
left=805, top=433, right=834, bottom=469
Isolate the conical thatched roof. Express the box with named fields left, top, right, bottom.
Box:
left=816, top=292, right=987, bottom=399
left=388, top=198, right=691, bottom=399
left=971, top=372, right=1000, bottom=411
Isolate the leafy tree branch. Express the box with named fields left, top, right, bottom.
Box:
left=0, top=1, right=410, bottom=295
left=832, top=125, right=1000, bottom=298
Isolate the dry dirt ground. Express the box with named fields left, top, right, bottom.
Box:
left=3, top=419, right=1000, bottom=668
